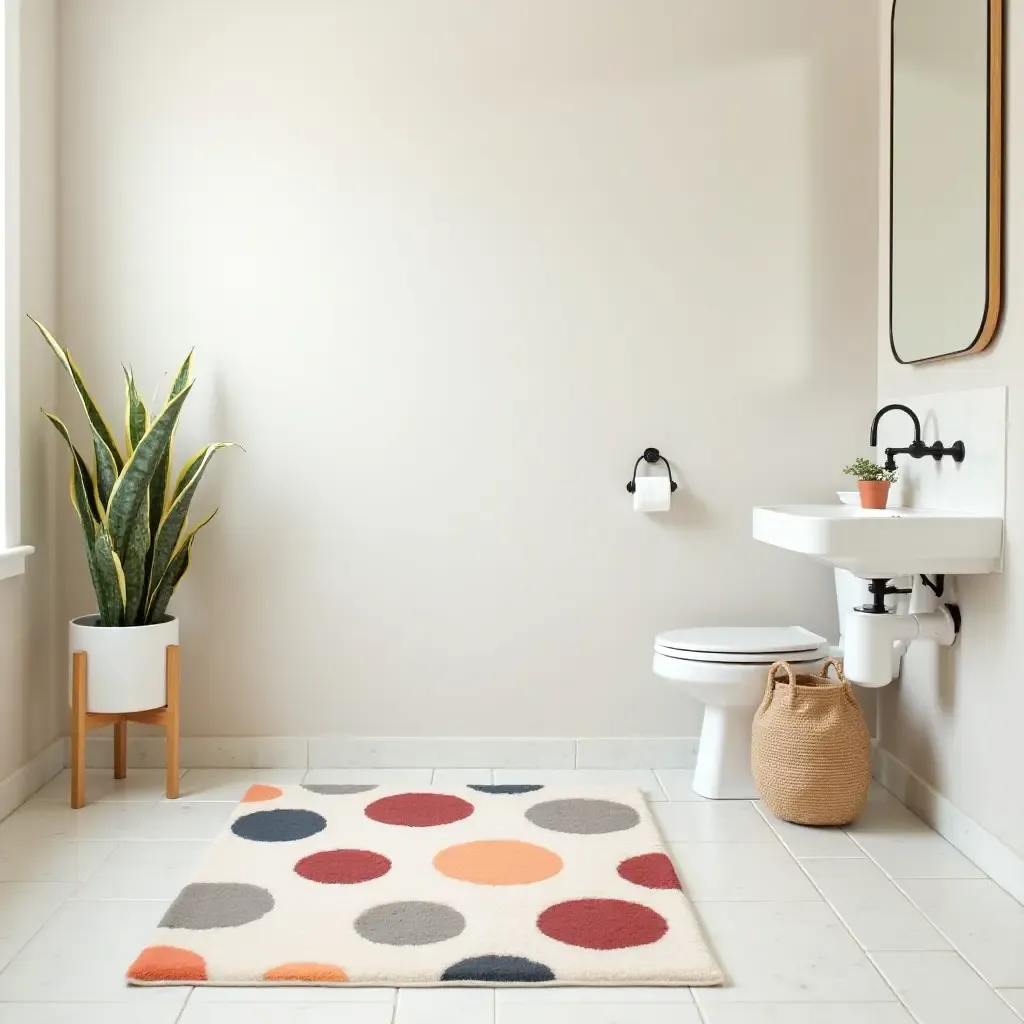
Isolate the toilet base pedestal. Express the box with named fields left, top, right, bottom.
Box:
left=692, top=705, right=760, bottom=799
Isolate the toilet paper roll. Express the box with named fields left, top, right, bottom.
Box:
left=633, top=476, right=672, bottom=513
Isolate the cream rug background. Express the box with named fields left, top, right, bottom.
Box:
left=128, top=783, right=722, bottom=987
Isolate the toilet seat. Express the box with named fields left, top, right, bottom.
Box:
left=654, top=626, right=829, bottom=664
left=651, top=626, right=832, bottom=800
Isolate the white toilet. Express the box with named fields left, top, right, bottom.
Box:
left=653, top=626, right=830, bottom=799
left=654, top=566, right=901, bottom=799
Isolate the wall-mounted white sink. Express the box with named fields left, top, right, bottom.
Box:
left=753, top=504, right=1003, bottom=577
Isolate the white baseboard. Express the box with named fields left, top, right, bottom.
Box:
left=0, top=739, right=66, bottom=821
left=64, top=735, right=700, bottom=771
left=307, top=737, right=578, bottom=769
left=65, top=736, right=309, bottom=770
left=576, top=736, right=699, bottom=769
left=875, top=745, right=1024, bottom=906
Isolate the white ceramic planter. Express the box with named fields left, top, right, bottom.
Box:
left=69, top=615, right=179, bottom=713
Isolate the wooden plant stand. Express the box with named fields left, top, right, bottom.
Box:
left=70, top=645, right=181, bottom=809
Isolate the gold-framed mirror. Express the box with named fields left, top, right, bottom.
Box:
left=889, top=0, right=1005, bottom=364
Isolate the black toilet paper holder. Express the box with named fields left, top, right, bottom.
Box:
left=626, top=448, right=678, bottom=494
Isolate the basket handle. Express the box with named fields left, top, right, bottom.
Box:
left=819, top=657, right=847, bottom=682
left=760, top=660, right=797, bottom=709
left=820, top=656, right=861, bottom=703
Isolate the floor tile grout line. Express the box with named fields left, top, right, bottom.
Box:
left=0, top=885, right=72, bottom=984
left=783, top=826, right=916, bottom=1017
left=995, top=989, right=1024, bottom=1022
left=883, top=871, right=1019, bottom=993
left=864, top=947, right=1006, bottom=1023
left=796, top=827, right=1024, bottom=1014
left=690, top=991, right=709, bottom=1023
left=842, top=824, right=1004, bottom=981
left=649, top=773, right=670, bottom=802
left=173, top=986, right=195, bottom=1023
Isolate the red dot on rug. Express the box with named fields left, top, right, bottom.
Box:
left=364, top=793, right=474, bottom=827
left=127, top=945, right=207, bottom=982
left=617, top=852, right=682, bottom=890
left=295, top=849, right=392, bottom=884
left=536, top=898, right=668, bottom=950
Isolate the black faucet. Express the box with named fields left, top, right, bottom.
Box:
left=869, top=403, right=965, bottom=472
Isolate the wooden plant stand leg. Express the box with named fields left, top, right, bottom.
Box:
left=114, top=720, right=127, bottom=780
left=69, top=644, right=182, bottom=808
left=71, top=652, right=88, bottom=809
left=165, top=646, right=181, bottom=799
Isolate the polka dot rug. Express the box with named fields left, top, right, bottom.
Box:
left=127, top=784, right=723, bottom=988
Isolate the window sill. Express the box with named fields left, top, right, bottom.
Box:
left=0, top=545, right=33, bottom=581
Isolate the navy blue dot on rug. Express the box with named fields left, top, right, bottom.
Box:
left=441, top=955, right=555, bottom=982
left=231, top=808, right=327, bottom=842
left=467, top=784, right=545, bottom=795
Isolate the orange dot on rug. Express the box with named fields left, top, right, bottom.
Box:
left=433, top=839, right=563, bottom=885
left=264, top=962, right=349, bottom=982
left=127, top=945, right=207, bottom=982
left=241, top=784, right=284, bottom=802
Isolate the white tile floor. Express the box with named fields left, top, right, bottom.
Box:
left=0, top=767, right=1021, bottom=1023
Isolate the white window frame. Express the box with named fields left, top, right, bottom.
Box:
left=0, top=0, right=33, bottom=579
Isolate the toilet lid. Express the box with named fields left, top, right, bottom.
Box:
left=654, top=626, right=829, bottom=664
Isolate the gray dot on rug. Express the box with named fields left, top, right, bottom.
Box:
left=355, top=901, right=466, bottom=946
left=159, top=882, right=275, bottom=929
left=525, top=798, right=640, bottom=834
left=302, top=784, right=379, bottom=795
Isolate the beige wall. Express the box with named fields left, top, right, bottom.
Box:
left=878, top=6, right=1024, bottom=858
left=0, top=0, right=60, bottom=781
left=58, top=0, right=879, bottom=739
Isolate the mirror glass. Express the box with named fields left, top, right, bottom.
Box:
left=890, top=0, right=1003, bottom=363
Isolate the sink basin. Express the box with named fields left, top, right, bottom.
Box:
left=753, top=504, right=1003, bottom=577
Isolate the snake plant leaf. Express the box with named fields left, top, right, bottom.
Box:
left=145, top=509, right=217, bottom=623
left=170, top=440, right=236, bottom=504
left=123, top=367, right=149, bottom=455
left=105, top=383, right=193, bottom=557
left=30, top=316, right=124, bottom=506
left=43, top=412, right=101, bottom=522
left=122, top=503, right=150, bottom=625
left=169, top=348, right=194, bottom=398
left=92, top=528, right=126, bottom=627
left=148, top=442, right=235, bottom=608
left=148, top=348, right=193, bottom=538
left=122, top=366, right=154, bottom=621
left=45, top=412, right=113, bottom=618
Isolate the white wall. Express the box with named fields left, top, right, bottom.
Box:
left=58, top=0, right=879, bottom=739
left=0, top=0, right=59, bottom=782
left=878, top=6, right=1024, bottom=859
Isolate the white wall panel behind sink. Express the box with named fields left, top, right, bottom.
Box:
left=874, top=386, right=1007, bottom=521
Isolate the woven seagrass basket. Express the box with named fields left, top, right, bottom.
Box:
left=751, top=658, right=871, bottom=826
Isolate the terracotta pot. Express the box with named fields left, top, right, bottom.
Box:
left=858, top=480, right=891, bottom=510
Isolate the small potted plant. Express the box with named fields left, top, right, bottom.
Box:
left=842, top=457, right=897, bottom=510
left=32, top=317, right=237, bottom=713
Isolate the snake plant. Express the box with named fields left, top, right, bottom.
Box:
left=31, top=317, right=236, bottom=626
